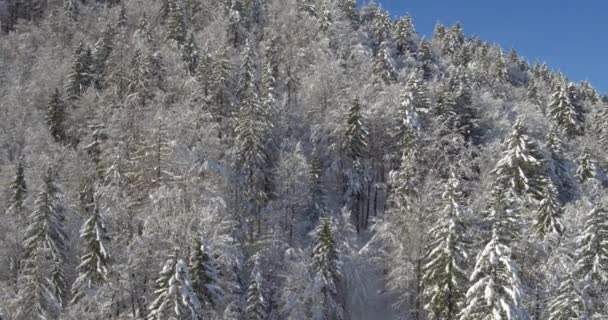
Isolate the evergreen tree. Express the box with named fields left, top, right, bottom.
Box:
left=319, top=0, right=333, bottom=35
left=91, top=24, right=114, bottom=91
left=15, top=246, right=61, bottom=319
left=372, top=41, right=397, bottom=85
left=460, top=212, right=527, bottom=319
left=548, top=274, right=585, bottom=320
left=227, top=0, right=245, bottom=47
left=396, top=72, right=429, bottom=144
left=527, top=79, right=543, bottom=114
left=166, top=0, right=186, bottom=45
left=535, top=181, right=564, bottom=237
left=234, top=39, right=270, bottom=232
left=545, top=127, right=574, bottom=200
left=22, top=166, right=69, bottom=307
left=443, top=22, right=465, bottom=55
left=422, top=173, right=469, bottom=320
left=435, top=71, right=477, bottom=141
left=189, top=238, right=222, bottom=308
left=548, top=84, right=584, bottom=138
left=246, top=269, right=267, bottom=320
left=574, top=206, right=608, bottom=310
left=64, top=42, right=93, bottom=100
left=394, top=16, right=417, bottom=56
left=148, top=256, right=202, bottom=320
left=46, top=88, right=66, bottom=144
left=492, top=119, right=546, bottom=201
left=338, top=0, right=357, bottom=24
left=181, top=33, right=199, bottom=75
left=127, top=48, right=153, bottom=107
left=342, top=98, right=368, bottom=162
left=70, top=193, right=111, bottom=304
left=7, top=157, right=27, bottom=217
left=310, top=219, right=343, bottom=320
left=575, top=151, right=595, bottom=185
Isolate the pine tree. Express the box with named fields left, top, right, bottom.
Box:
left=182, top=33, right=199, bottom=75
left=460, top=217, right=527, bottom=319
left=535, top=181, right=564, bottom=237
left=46, top=88, right=66, bottom=144
left=15, top=246, right=61, bottom=319
left=189, top=238, right=222, bottom=308
left=234, top=39, right=270, bottom=232
left=148, top=256, right=202, bottom=320
left=166, top=0, right=186, bottom=45
left=575, top=151, right=595, bottom=185
left=246, top=270, right=267, bottom=320
left=70, top=193, right=111, bottom=304
left=64, top=42, right=93, bottom=100
left=545, top=127, right=574, bottom=199
left=394, top=16, right=417, bottom=56
left=319, top=0, right=333, bottom=34
left=91, top=24, right=114, bottom=91
left=422, top=173, right=469, bottom=320
left=548, top=274, right=585, bottom=320
left=548, top=84, right=584, bottom=138
left=574, top=206, right=608, bottom=301
left=492, top=119, right=546, bottom=201
left=310, top=219, right=343, bottom=320
left=22, top=166, right=69, bottom=307
left=396, top=72, right=429, bottom=145
left=7, top=157, right=27, bottom=217
left=527, top=79, right=543, bottom=114
left=342, top=98, right=368, bottom=162
left=372, top=41, right=397, bottom=85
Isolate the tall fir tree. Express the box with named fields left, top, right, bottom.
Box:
left=64, top=42, right=93, bottom=100
left=548, top=84, right=584, bottom=138
left=394, top=16, right=417, bottom=56
left=460, top=193, right=527, bottom=320
left=548, top=273, right=585, bottom=320
left=422, top=173, right=469, bottom=320
left=492, top=119, right=546, bottom=202
left=535, top=181, right=564, bottom=237
left=245, top=268, right=267, bottom=320
left=342, top=98, right=368, bottom=162
left=181, top=33, right=200, bottom=75
left=46, top=88, right=66, bottom=144
left=7, top=157, right=27, bottom=217
left=148, top=255, right=202, bottom=320
left=70, top=192, right=111, bottom=304
left=91, top=24, right=114, bottom=91
left=575, top=151, right=595, bottom=185
left=189, top=238, right=223, bottom=309
left=372, top=41, right=397, bottom=85
left=310, top=219, right=343, bottom=320
left=22, top=166, right=69, bottom=307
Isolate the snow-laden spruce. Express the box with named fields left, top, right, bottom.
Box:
left=422, top=173, right=469, bottom=320
left=311, top=219, right=344, bottom=320
left=548, top=83, right=584, bottom=138
left=492, top=119, right=546, bottom=202
left=148, top=256, right=202, bottom=320
left=548, top=273, right=585, bottom=320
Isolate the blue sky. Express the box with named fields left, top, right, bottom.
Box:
left=365, top=1, right=607, bottom=94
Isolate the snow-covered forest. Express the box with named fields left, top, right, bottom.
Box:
left=1, top=0, right=607, bottom=319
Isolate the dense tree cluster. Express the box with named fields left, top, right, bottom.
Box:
left=0, top=1, right=607, bottom=319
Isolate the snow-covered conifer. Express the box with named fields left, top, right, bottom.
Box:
left=548, top=274, right=585, bottom=320
left=311, top=219, right=343, bottom=320
left=576, top=151, right=595, bottom=185
left=422, top=173, right=469, bottom=320
left=64, top=42, right=93, bottom=100
left=46, top=88, right=66, bottom=144
left=394, top=16, right=417, bottom=56
left=189, top=238, right=223, bottom=308
left=548, top=84, right=584, bottom=138
left=342, top=98, right=368, bottom=162
left=535, top=181, right=564, bottom=237
left=7, top=157, right=27, bottom=217
left=372, top=41, right=397, bottom=85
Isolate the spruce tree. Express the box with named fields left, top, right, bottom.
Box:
left=342, top=98, right=368, bottom=162
left=7, top=157, right=27, bottom=217
left=574, top=206, right=608, bottom=306
left=535, top=181, right=564, bottom=237
left=22, top=166, right=69, bottom=307
left=422, top=173, right=468, bottom=320
left=372, top=41, right=397, bottom=85
left=435, top=70, right=477, bottom=141
left=310, top=219, right=343, bottom=320
left=460, top=200, right=527, bottom=320
left=575, top=151, right=595, bottom=185
left=15, top=246, right=61, bottom=319
left=148, top=256, right=202, bottom=320
left=545, top=127, right=574, bottom=199
left=394, top=16, right=417, bottom=56
left=227, top=0, right=245, bottom=47
left=91, top=24, right=114, bottom=91
left=189, top=238, right=222, bottom=308
left=492, top=119, right=546, bottom=202
left=319, top=0, right=333, bottom=35
left=46, top=88, right=66, bottom=144
left=396, top=72, right=429, bottom=146
left=166, top=0, right=186, bottom=45
left=181, top=33, right=199, bottom=75
left=245, top=270, right=267, bottom=320
left=527, top=79, right=543, bottom=114
left=548, top=274, right=585, bottom=320
left=70, top=193, right=111, bottom=304
left=548, top=84, right=584, bottom=138
left=64, top=42, right=93, bottom=100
